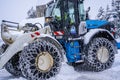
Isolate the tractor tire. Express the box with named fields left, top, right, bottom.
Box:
left=5, top=53, right=22, bottom=77
left=75, top=38, right=116, bottom=72
left=19, top=39, right=62, bottom=80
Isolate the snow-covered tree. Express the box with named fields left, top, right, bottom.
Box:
left=112, top=0, right=115, bottom=7
left=27, top=7, right=37, bottom=18
left=97, top=7, right=105, bottom=20
left=97, top=0, right=120, bottom=38
left=106, top=5, right=110, bottom=11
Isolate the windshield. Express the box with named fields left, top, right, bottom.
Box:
left=68, top=1, right=75, bottom=24
left=51, top=1, right=62, bottom=21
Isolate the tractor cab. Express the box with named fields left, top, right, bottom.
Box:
left=45, top=0, right=86, bottom=39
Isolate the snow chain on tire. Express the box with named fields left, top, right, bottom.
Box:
left=5, top=53, right=22, bottom=77
left=19, top=39, right=62, bottom=80
left=74, top=38, right=116, bottom=72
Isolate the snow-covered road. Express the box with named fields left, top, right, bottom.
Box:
left=0, top=50, right=120, bottom=80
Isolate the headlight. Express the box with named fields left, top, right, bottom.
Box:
left=45, top=17, right=52, bottom=23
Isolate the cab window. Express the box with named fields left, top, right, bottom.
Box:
left=68, top=1, right=75, bottom=24
left=78, top=1, right=86, bottom=21
left=52, top=2, right=61, bottom=21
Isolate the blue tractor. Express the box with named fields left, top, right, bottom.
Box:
left=44, top=0, right=117, bottom=72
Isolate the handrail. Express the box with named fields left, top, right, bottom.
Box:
left=1, top=20, right=19, bottom=28
left=2, top=20, right=19, bottom=24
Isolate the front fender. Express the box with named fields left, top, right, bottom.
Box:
left=38, top=36, right=67, bottom=62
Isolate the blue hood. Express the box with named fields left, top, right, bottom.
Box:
left=86, top=20, right=108, bottom=29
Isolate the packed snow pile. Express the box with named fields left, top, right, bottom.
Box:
left=0, top=50, right=120, bottom=80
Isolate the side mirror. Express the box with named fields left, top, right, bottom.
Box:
left=86, top=7, right=90, bottom=13
left=86, top=7, right=90, bottom=20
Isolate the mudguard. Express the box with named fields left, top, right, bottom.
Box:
left=39, top=37, right=67, bottom=62
left=84, top=29, right=115, bottom=45
left=86, top=20, right=108, bottom=29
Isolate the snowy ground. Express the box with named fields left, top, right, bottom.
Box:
left=0, top=50, right=120, bottom=80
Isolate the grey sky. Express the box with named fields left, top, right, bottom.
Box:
left=84, top=0, right=111, bottom=19
left=0, top=0, right=37, bottom=23
left=0, top=0, right=111, bottom=24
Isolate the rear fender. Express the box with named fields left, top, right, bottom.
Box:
left=84, top=29, right=115, bottom=45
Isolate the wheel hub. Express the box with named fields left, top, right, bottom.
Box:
left=35, top=52, right=53, bottom=72
left=97, top=47, right=109, bottom=63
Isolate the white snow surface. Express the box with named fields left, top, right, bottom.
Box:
left=0, top=50, right=120, bottom=80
